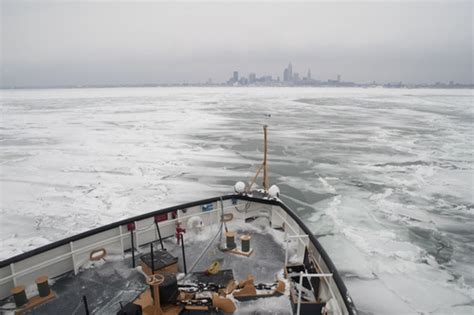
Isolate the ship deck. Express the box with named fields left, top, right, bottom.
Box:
left=17, top=220, right=293, bottom=314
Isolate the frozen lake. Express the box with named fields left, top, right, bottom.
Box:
left=1, top=87, right=473, bottom=314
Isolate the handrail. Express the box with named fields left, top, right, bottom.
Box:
left=271, top=197, right=357, bottom=314
left=0, top=195, right=240, bottom=268
left=0, top=205, right=227, bottom=284
left=295, top=272, right=335, bottom=315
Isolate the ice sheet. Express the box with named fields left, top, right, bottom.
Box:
left=1, top=87, right=473, bottom=314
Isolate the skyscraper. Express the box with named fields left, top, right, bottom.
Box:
left=283, top=62, right=294, bottom=82
left=233, top=71, right=239, bottom=82
left=283, top=68, right=289, bottom=82
left=288, top=63, right=293, bottom=81
left=307, top=69, right=312, bottom=80
left=249, top=73, right=256, bottom=83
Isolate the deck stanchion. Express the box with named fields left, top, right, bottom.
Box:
left=127, top=223, right=136, bottom=268
left=131, top=231, right=135, bottom=268
left=154, top=215, right=165, bottom=250
left=83, top=295, right=90, bottom=315
left=180, top=234, right=187, bottom=274
left=150, top=242, right=155, bottom=274
left=284, top=229, right=288, bottom=265
left=296, top=271, right=303, bottom=315
left=291, top=272, right=334, bottom=315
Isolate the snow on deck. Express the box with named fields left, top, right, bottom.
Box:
left=13, top=219, right=293, bottom=314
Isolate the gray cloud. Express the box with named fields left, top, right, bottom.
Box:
left=1, top=0, right=472, bottom=87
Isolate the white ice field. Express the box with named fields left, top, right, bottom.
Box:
left=1, top=87, right=473, bottom=314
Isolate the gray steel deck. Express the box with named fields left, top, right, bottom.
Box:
left=12, top=222, right=291, bottom=314
left=26, top=257, right=146, bottom=315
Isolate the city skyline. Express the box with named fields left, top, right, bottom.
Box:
left=220, top=61, right=471, bottom=88
left=2, top=59, right=472, bottom=89
left=227, top=62, right=337, bottom=85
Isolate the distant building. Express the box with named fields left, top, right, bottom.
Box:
left=283, top=62, right=293, bottom=82
left=337, top=74, right=341, bottom=82
left=239, top=77, right=248, bottom=85
left=283, top=68, right=289, bottom=82
left=307, top=69, right=312, bottom=80
left=227, top=71, right=240, bottom=85
left=249, top=73, right=256, bottom=84
left=293, top=73, right=300, bottom=81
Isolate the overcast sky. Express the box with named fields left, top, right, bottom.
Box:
left=1, top=0, right=472, bottom=87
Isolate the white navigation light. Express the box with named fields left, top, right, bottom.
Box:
left=268, top=185, right=280, bottom=198
left=234, top=181, right=246, bottom=193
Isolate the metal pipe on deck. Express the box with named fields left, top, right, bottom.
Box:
left=127, top=223, right=136, bottom=268
left=150, top=242, right=155, bottom=273
left=83, top=295, right=90, bottom=315
left=294, top=272, right=334, bottom=315
left=296, top=271, right=303, bottom=315
left=180, top=234, right=187, bottom=274
left=154, top=215, right=165, bottom=250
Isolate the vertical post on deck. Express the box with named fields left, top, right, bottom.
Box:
left=296, top=271, right=304, bottom=315
left=180, top=234, right=187, bottom=274
left=263, top=125, right=269, bottom=191
left=119, top=226, right=125, bottom=257
left=83, top=295, right=90, bottom=315
left=128, top=223, right=136, bottom=268
left=70, top=242, right=78, bottom=275
left=284, top=228, right=289, bottom=265
left=150, top=242, right=155, bottom=274
left=154, top=215, right=165, bottom=250
left=130, top=230, right=135, bottom=268
left=10, top=263, right=17, bottom=287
